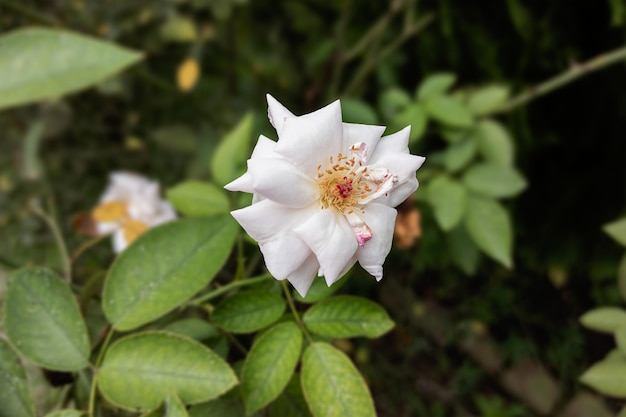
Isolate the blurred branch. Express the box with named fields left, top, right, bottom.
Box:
left=343, top=12, right=434, bottom=96
left=30, top=198, right=72, bottom=283
left=497, top=45, right=626, bottom=112
left=0, top=0, right=60, bottom=26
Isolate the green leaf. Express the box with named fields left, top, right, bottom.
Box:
left=103, top=216, right=237, bottom=331
left=301, top=343, right=376, bottom=417
left=447, top=225, right=481, bottom=275
left=341, top=98, right=379, bottom=125
left=427, top=175, right=467, bottom=231
left=165, top=395, right=189, bottom=417
left=43, top=411, right=84, bottom=417
left=444, top=137, right=476, bottom=172
left=151, top=125, right=197, bottom=153
left=212, top=291, right=286, bottom=333
left=303, top=295, right=394, bottom=338
left=467, top=85, right=510, bottom=115
left=378, top=88, right=411, bottom=121
left=4, top=268, right=90, bottom=371
left=211, top=113, right=254, bottom=186
left=97, top=331, right=237, bottom=411
left=462, top=163, right=527, bottom=198
left=580, top=360, right=626, bottom=398
left=391, top=103, right=428, bottom=143
left=242, top=322, right=303, bottom=414
left=162, top=318, right=219, bottom=341
left=475, top=120, right=515, bottom=167
left=616, top=327, right=626, bottom=356
left=464, top=196, right=512, bottom=268
left=269, top=375, right=312, bottom=417
left=580, top=307, right=626, bottom=333
left=160, top=16, right=198, bottom=42
left=166, top=180, right=230, bottom=217
left=424, top=96, right=473, bottom=128
left=603, top=218, right=626, bottom=247
left=416, top=73, right=457, bottom=100
left=188, top=391, right=260, bottom=417
left=295, top=274, right=348, bottom=304
left=0, top=28, right=142, bottom=110
left=0, top=338, right=35, bottom=417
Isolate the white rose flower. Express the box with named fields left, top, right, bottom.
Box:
left=92, top=172, right=177, bottom=253
left=225, top=95, right=425, bottom=296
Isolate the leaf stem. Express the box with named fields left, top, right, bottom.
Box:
left=497, top=44, right=626, bottom=112
left=30, top=199, right=72, bottom=283
left=185, top=273, right=271, bottom=306
left=88, top=327, right=115, bottom=417
left=281, top=281, right=314, bottom=344
left=71, top=234, right=110, bottom=264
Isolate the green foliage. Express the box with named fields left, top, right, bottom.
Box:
left=103, top=216, right=237, bottom=331
left=464, top=196, right=513, bottom=268
left=242, top=322, right=303, bottom=414
left=303, top=295, right=395, bottom=338
left=1, top=2, right=625, bottom=416
left=474, top=120, right=515, bottom=167
left=97, top=331, right=237, bottom=410
left=0, top=28, right=141, bottom=110
left=4, top=268, right=90, bottom=371
left=580, top=307, right=626, bottom=334
left=427, top=175, right=467, bottom=231
left=301, top=343, right=376, bottom=417
left=603, top=218, right=626, bottom=247
left=0, top=338, right=35, bottom=417
left=580, top=360, right=626, bottom=398
left=166, top=180, right=230, bottom=217
left=211, top=113, right=254, bottom=186
left=462, top=163, right=527, bottom=198
left=211, top=290, right=286, bottom=333
left=44, top=411, right=84, bottom=417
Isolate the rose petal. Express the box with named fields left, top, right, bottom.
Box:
left=275, top=100, right=344, bottom=177
left=230, top=199, right=317, bottom=242
left=247, top=158, right=319, bottom=208
left=112, top=229, right=128, bottom=254
left=285, top=253, right=320, bottom=297
left=294, top=209, right=358, bottom=285
left=342, top=123, right=385, bottom=157
left=369, top=126, right=411, bottom=161
left=356, top=203, right=397, bottom=281
left=259, top=235, right=313, bottom=280
left=267, top=94, right=295, bottom=135
left=225, top=135, right=279, bottom=193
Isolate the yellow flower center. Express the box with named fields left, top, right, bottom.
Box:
left=92, top=201, right=126, bottom=222
left=317, top=152, right=368, bottom=214
left=122, top=218, right=150, bottom=244
left=91, top=200, right=149, bottom=244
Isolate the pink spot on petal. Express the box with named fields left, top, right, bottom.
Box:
left=357, top=232, right=372, bottom=247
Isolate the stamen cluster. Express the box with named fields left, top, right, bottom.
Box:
left=317, top=153, right=371, bottom=213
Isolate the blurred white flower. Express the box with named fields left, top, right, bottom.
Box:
left=226, top=95, right=425, bottom=296
left=92, top=172, right=177, bottom=253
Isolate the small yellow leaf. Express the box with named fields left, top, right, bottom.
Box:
left=177, top=58, right=200, bottom=92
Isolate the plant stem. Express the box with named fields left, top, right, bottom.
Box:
left=185, top=273, right=271, bottom=306
left=497, top=44, right=626, bottom=112
left=71, top=234, right=109, bottom=264
left=281, top=281, right=314, bottom=344
left=31, top=200, right=72, bottom=283
left=343, top=12, right=434, bottom=96
left=88, top=327, right=115, bottom=417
